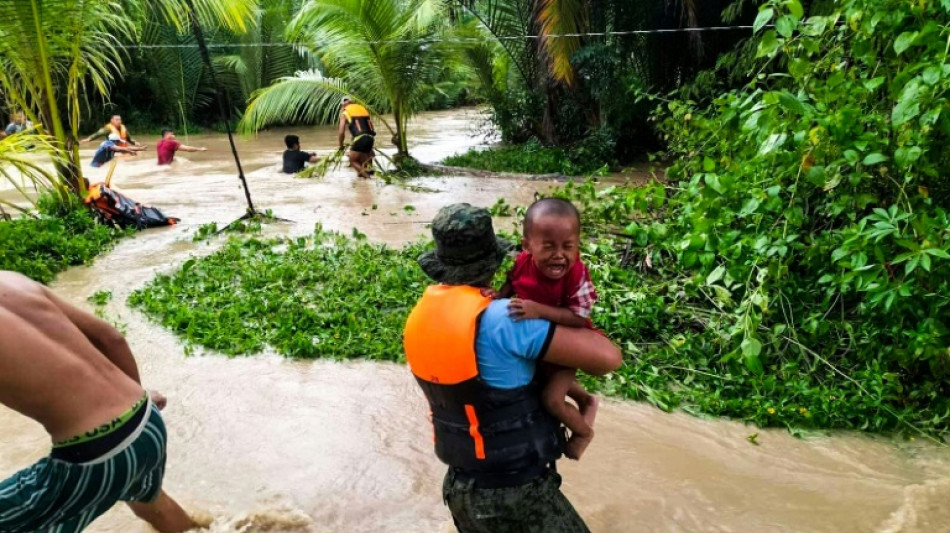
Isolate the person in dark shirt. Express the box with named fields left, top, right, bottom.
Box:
left=282, top=135, right=318, bottom=173
left=91, top=134, right=145, bottom=167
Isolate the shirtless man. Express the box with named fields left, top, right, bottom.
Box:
left=0, top=271, right=196, bottom=533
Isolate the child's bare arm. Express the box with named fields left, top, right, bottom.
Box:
left=497, top=281, right=514, bottom=299
left=508, top=298, right=588, bottom=327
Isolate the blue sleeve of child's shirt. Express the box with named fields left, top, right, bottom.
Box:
left=479, top=299, right=556, bottom=361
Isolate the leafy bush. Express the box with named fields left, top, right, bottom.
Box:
left=0, top=196, right=126, bottom=283
left=575, top=0, right=950, bottom=434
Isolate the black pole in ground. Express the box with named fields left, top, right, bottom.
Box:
left=183, top=0, right=288, bottom=226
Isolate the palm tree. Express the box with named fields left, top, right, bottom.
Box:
left=214, top=0, right=312, bottom=109
left=457, top=0, right=741, bottom=144
left=240, top=0, right=452, bottom=162
left=454, top=0, right=588, bottom=143
left=0, top=131, right=66, bottom=214
left=0, top=0, right=255, bottom=199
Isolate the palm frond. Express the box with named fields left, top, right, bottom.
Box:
left=536, top=0, right=586, bottom=84
left=0, top=131, right=68, bottom=209
left=137, top=0, right=257, bottom=34
left=241, top=73, right=366, bottom=132
left=455, top=0, right=536, bottom=86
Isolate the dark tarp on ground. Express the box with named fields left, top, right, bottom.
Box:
left=84, top=183, right=179, bottom=230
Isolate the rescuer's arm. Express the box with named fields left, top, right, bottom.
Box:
left=82, top=127, right=109, bottom=143
left=179, top=145, right=207, bottom=152
left=338, top=114, right=347, bottom=149
left=543, top=326, right=621, bottom=376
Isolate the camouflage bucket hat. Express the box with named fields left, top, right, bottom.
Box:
left=418, top=203, right=511, bottom=285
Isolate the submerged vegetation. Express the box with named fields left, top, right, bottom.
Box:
left=130, top=228, right=430, bottom=358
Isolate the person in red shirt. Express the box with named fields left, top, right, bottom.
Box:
left=156, top=129, right=206, bottom=165
left=487, top=197, right=601, bottom=460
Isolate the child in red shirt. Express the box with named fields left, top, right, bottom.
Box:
left=492, top=197, right=600, bottom=460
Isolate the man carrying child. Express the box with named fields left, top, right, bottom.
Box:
left=404, top=202, right=622, bottom=532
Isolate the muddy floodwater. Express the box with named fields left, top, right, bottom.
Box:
left=2, top=109, right=950, bottom=532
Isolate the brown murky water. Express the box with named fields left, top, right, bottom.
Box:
left=2, top=109, right=950, bottom=532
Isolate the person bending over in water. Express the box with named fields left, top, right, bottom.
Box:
left=337, top=97, right=376, bottom=179
left=282, top=134, right=319, bottom=173
left=157, top=129, right=207, bottom=165
left=91, top=133, right=146, bottom=168
left=0, top=271, right=197, bottom=533
left=487, top=198, right=602, bottom=460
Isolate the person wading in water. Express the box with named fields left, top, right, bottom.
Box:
left=404, top=204, right=622, bottom=532
left=337, top=97, right=376, bottom=179
left=82, top=114, right=140, bottom=147
left=0, top=271, right=196, bottom=533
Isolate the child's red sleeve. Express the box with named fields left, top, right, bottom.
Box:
left=566, top=260, right=598, bottom=318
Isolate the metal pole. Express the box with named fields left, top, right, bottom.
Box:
left=183, top=0, right=257, bottom=216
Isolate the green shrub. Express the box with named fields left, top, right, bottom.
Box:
left=0, top=196, right=126, bottom=282
left=576, top=0, right=950, bottom=434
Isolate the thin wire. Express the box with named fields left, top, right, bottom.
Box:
left=117, top=25, right=759, bottom=49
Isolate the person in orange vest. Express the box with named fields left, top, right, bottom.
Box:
left=337, top=97, right=375, bottom=179
left=404, top=203, right=622, bottom=533
left=82, top=115, right=140, bottom=147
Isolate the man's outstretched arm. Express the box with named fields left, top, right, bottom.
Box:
left=338, top=114, right=347, bottom=149
left=41, top=287, right=141, bottom=383
left=543, top=326, right=622, bottom=376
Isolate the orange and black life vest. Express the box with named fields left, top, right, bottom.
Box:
left=105, top=123, right=129, bottom=144
left=342, top=104, right=376, bottom=138
left=404, top=285, right=563, bottom=473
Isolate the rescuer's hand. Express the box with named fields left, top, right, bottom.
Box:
left=148, top=390, right=167, bottom=410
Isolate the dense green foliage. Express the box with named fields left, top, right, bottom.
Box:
left=457, top=0, right=756, bottom=159
left=92, top=0, right=476, bottom=135
left=0, top=197, right=126, bottom=283
left=585, top=0, right=950, bottom=435
left=441, top=135, right=613, bottom=175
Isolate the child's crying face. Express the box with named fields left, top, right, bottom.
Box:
left=522, top=213, right=580, bottom=281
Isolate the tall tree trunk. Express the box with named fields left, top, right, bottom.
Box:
left=541, top=78, right=558, bottom=144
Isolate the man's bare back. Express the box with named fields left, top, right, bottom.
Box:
left=0, top=271, right=195, bottom=533
left=0, top=271, right=143, bottom=441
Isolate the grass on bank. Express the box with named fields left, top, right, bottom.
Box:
left=0, top=196, right=128, bottom=283
left=442, top=137, right=613, bottom=176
